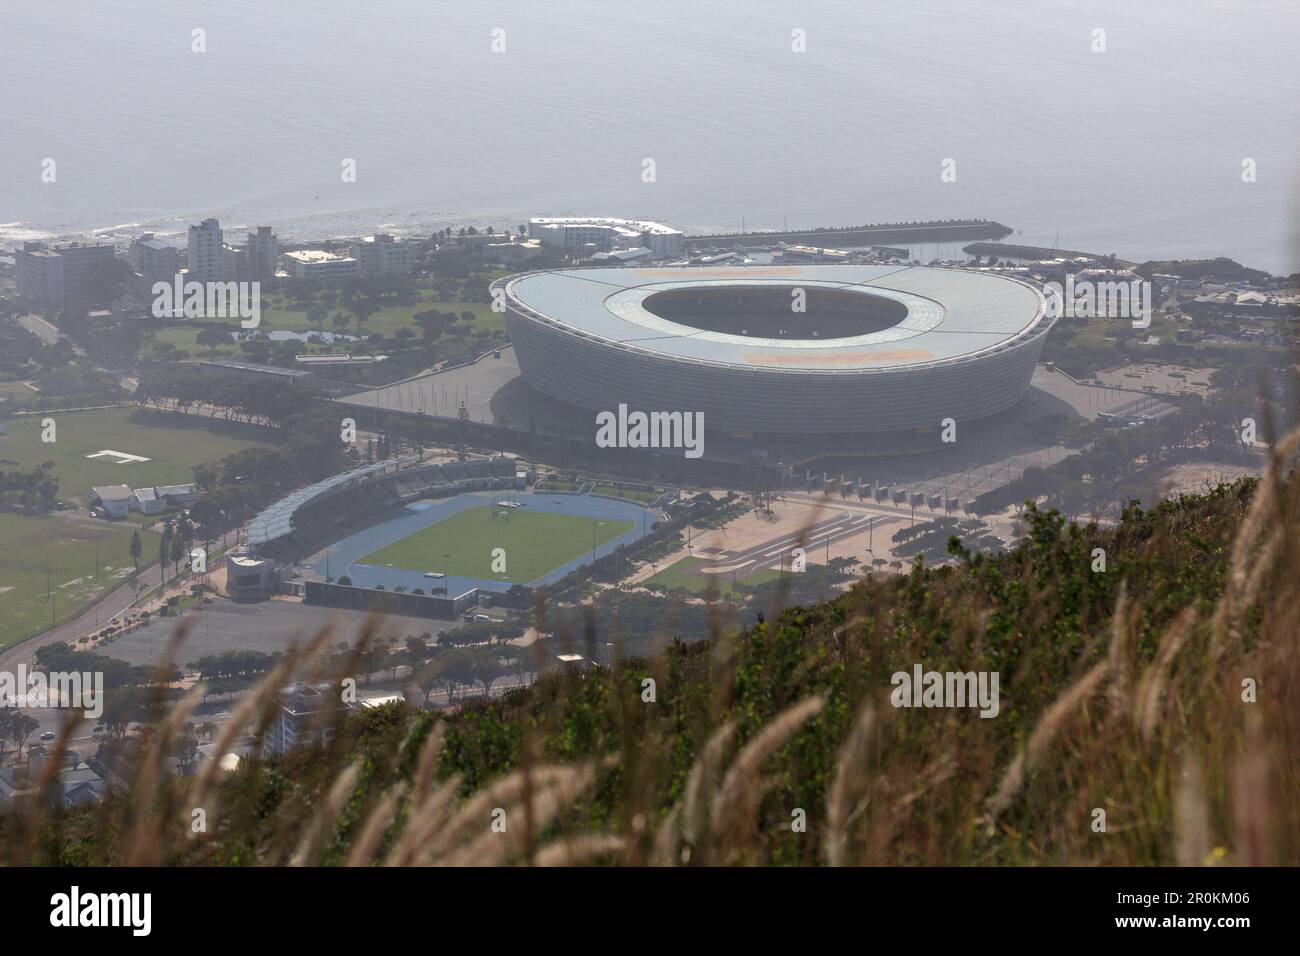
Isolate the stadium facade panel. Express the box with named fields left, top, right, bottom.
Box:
left=501, top=265, right=1051, bottom=435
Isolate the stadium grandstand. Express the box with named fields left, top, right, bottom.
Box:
left=246, top=457, right=525, bottom=563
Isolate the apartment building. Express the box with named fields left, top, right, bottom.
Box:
left=352, top=233, right=415, bottom=277
left=14, top=240, right=117, bottom=308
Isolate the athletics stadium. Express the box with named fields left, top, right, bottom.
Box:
left=244, top=458, right=660, bottom=614
left=500, top=265, right=1052, bottom=435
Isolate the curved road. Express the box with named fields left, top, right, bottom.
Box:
left=0, top=561, right=165, bottom=672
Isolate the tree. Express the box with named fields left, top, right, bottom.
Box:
left=9, top=711, right=38, bottom=759
left=464, top=645, right=513, bottom=699
left=176, top=724, right=200, bottom=773
left=170, top=533, right=187, bottom=578
left=129, top=531, right=142, bottom=572
left=0, top=710, right=39, bottom=763
left=38, top=475, right=58, bottom=510
left=159, top=524, right=173, bottom=576
left=196, top=328, right=230, bottom=354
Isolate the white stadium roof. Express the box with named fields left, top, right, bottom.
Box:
left=503, top=265, right=1047, bottom=371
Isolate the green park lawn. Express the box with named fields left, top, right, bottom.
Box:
left=359, top=506, right=633, bottom=584
left=539, top=479, right=584, bottom=493
left=149, top=326, right=237, bottom=358
left=164, top=286, right=508, bottom=338
left=0, top=406, right=273, bottom=506
left=592, top=484, right=657, bottom=503
left=646, top=555, right=783, bottom=596
left=0, top=513, right=158, bottom=648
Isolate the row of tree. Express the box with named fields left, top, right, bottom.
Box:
left=0, top=464, right=58, bottom=512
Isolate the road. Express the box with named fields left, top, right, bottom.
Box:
left=0, top=563, right=165, bottom=674
left=14, top=313, right=85, bottom=355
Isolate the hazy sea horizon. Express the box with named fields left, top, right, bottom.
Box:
left=2, top=0, right=1297, bottom=273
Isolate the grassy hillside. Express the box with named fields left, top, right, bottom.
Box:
left=4, top=436, right=1297, bottom=867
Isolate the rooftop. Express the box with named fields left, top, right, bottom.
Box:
left=91, top=484, right=134, bottom=501
left=283, top=250, right=356, bottom=264
left=529, top=216, right=683, bottom=237
left=504, top=265, right=1048, bottom=371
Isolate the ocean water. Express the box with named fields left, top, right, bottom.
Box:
left=1, top=0, right=1297, bottom=273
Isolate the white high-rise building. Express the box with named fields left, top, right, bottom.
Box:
left=187, top=218, right=224, bottom=283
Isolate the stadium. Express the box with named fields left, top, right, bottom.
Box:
left=501, top=265, right=1052, bottom=435
left=244, top=457, right=659, bottom=614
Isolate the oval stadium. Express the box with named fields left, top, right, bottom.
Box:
left=501, top=265, right=1052, bottom=435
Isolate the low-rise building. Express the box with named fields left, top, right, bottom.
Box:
left=777, top=244, right=852, bottom=263
left=267, top=682, right=356, bottom=754
left=89, top=483, right=198, bottom=518
left=128, top=233, right=180, bottom=285
left=89, top=484, right=135, bottom=519
left=226, top=553, right=278, bottom=601
left=281, top=249, right=359, bottom=281
left=484, top=237, right=543, bottom=263
left=529, top=216, right=684, bottom=259
left=155, top=483, right=199, bottom=507
left=593, top=246, right=654, bottom=265
left=131, top=486, right=165, bottom=514
left=352, top=233, right=415, bottom=277
left=0, top=746, right=106, bottom=810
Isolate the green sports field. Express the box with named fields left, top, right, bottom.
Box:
left=0, top=513, right=158, bottom=648
left=646, top=555, right=783, bottom=596
left=359, top=506, right=633, bottom=583
left=0, top=406, right=273, bottom=506
left=153, top=283, right=510, bottom=343
left=592, top=484, right=657, bottom=503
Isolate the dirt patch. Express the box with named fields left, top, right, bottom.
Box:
left=1159, top=459, right=1262, bottom=498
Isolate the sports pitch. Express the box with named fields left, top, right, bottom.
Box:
left=0, top=513, right=155, bottom=648
left=0, top=406, right=273, bottom=505
left=359, top=505, right=633, bottom=583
